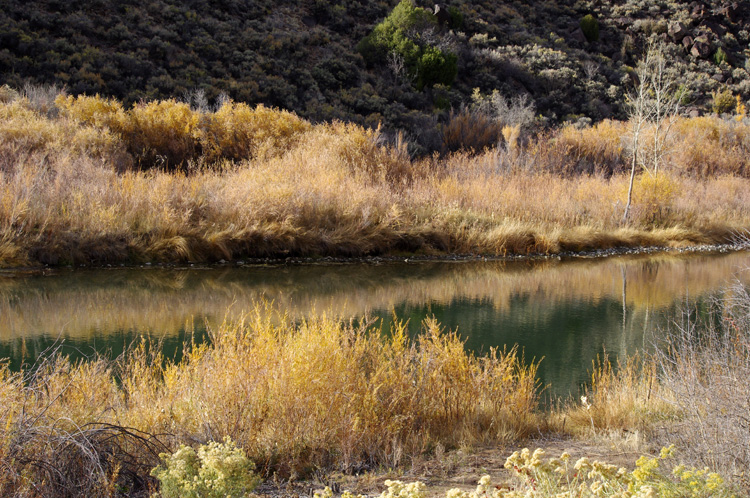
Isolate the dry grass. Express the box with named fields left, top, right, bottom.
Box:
left=0, top=309, right=539, bottom=496
left=557, top=353, right=677, bottom=436
left=550, top=115, right=750, bottom=178
left=650, top=280, right=750, bottom=488
left=1, top=91, right=750, bottom=268
left=554, top=278, right=750, bottom=494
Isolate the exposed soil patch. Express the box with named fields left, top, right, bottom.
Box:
left=252, top=434, right=647, bottom=497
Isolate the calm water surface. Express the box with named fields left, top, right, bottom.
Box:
left=1, top=251, right=749, bottom=397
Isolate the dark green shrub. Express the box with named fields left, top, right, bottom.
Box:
left=580, top=14, right=599, bottom=42
left=416, top=46, right=457, bottom=90
left=358, top=0, right=456, bottom=90
left=448, top=7, right=464, bottom=30
left=713, top=47, right=729, bottom=65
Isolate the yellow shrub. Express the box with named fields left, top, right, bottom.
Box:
left=58, top=95, right=201, bottom=168
left=0, top=98, right=124, bottom=167
left=556, top=120, right=628, bottom=174
left=204, top=101, right=311, bottom=162
left=623, top=173, right=678, bottom=226
left=55, top=94, right=125, bottom=128
left=669, top=116, right=749, bottom=177
left=121, top=99, right=201, bottom=169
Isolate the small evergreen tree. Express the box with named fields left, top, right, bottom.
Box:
left=580, top=14, right=599, bottom=42
left=358, top=0, right=458, bottom=90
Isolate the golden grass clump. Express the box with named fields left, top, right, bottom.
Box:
left=136, top=311, right=540, bottom=472
left=560, top=354, right=676, bottom=435
left=555, top=119, right=629, bottom=174
left=56, top=94, right=312, bottom=169
left=202, top=101, right=312, bottom=162
left=0, top=310, right=539, bottom=494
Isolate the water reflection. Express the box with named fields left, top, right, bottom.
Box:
left=1, top=251, right=748, bottom=395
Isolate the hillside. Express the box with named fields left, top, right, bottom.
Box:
left=1, top=0, right=749, bottom=152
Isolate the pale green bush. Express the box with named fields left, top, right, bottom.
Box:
left=150, top=436, right=260, bottom=498
left=496, top=445, right=736, bottom=497
left=371, top=446, right=738, bottom=498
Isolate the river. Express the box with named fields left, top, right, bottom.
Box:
left=1, top=250, right=748, bottom=397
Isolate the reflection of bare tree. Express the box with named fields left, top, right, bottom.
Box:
left=0, top=252, right=748, bottom=342
left=621, top=265, right=627, bottom=328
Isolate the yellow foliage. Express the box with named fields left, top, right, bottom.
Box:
left=55, top=93, right=125, bottom=128
left=204, top=101, right=311, bottom=162
left=736, top=95, right=747, bottom=122
left=557, top=119, right=628, bottom=173
left=0, top=97, right=123, bottom=165
left=502, top=124, right=520, bottom=150
left=0, top=309, right=539, bottom=487
left=56, top=95, right=311, bottom=167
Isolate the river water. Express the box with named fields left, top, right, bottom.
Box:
left=1, top=250, right=748, bottom=397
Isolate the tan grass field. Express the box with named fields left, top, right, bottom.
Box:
left=1, top=92, right=749, bottom=268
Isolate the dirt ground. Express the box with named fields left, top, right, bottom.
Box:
left=251, top=432, right=648, bottom=498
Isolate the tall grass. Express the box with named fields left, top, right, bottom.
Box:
left=561, top=353, right=677, bottom=435
left=651, top=279, right=750, bottom=486
left=1, top=89, right=749, bottom=268
left=0, top=309, right=539, bottom=496
left=562, top=277, right=750, bottom=494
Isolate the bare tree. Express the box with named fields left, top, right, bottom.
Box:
left=623, top=56, right=652, bottom=222
left=623, top=44, right=684, bottom=222
left=387, top=51, right=408, bottom=83
left=644, top=45, right=684, bottom=176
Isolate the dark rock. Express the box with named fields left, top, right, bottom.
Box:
left=690, top=3, right=707, bottom=20
left=701, top=20, right=728, bottom=37
left=668, top=21, right=689, bottom=41
left=694, top=34, right=710, bottom=44
left=613, top=17, right=633, bottom=28
left=433, top=4, right=451, bottom=27
left=302, top=16, right=315, bottom=28
left=691, top=40, right=712, bottom=58
left=571, top=27, right=587, bottom=44
left=719, top=2, right=740, bottom=22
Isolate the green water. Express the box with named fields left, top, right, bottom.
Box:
left=1, top=251, right=748, bottom=396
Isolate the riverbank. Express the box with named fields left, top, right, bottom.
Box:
left=2, top=298, right=747, bottom=497
left=2, top=93, right=750, bottom=269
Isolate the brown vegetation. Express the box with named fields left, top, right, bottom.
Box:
left=0, top=92, right=749, bottom=268
left=0, top=309, right=538, bottom=496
